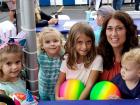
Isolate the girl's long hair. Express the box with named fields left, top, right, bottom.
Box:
left=64, top=22, right=96, bottom=70
left=97, top=11, right=138, bottom=70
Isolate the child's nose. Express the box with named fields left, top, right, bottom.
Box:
left=12, top=64, right=18, bottom=69
left=81, top=43, right=87, bottom=49
left=50, top=42, right=55, bottom=45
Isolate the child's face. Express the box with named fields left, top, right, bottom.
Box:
left=2, top=53, right=22, bottom=81
left=75, top=34, right=92, bottom=58
left=42, top=34, right=61, bottom=57
left=121, top=61, right=140, bottom=82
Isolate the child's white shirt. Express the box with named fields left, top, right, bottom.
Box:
left=60, top=55, right=103, bottom=84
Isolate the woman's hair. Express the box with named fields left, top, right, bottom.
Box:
left=97, top=5, right=115, bottom=18
left=64, top=22, right=96, bottom=70
left=0, top=44, right=23, bottom=76
left=35, top=0, right=41, bottom=22
left=37, top=27, right=64, bottom=52
left=121, top=48, right=140, bottom=69
left=97, top=11, right=138, bottom=70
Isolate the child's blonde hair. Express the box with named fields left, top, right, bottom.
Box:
left=37, top=27, right=64, bottom=52
left=0, top=44, right=23, bottom=76
left=64, top=22, right=96, bottom=70
left=121, top=48, right=140, bottom=69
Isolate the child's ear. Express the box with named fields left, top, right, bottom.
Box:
left=137, top=70, right=140, bottom=77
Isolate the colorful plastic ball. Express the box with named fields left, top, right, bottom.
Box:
left=59, top=79, right=85, bottom=100
left=90, top=81, right=121, bottom=100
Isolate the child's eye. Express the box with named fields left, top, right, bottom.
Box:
left=86, top=41, right=92, bottom=45
left=124, top=68, right=128, bottom=71
left=16, top=60, right=21, bottom=64
left=53, top=39, right=59, bottom=43
left=45, top=40, right=50, bottom=44
left=122, top=66, right=129, bottom=71
left=77, top=41, right=83, bottom=45
left=6, top=62, right=12, bottom=66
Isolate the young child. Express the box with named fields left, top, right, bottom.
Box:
left=55, top=22, right=103, bottom=100
left=37, top=27, right=64, bottom=100
left=0, top=44, right=26, bottom=96
left=111, top=48, right=140, bottom=99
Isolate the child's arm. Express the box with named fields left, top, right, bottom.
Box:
left=0, top=90, right=5, bottom=94
left=55, top=71, right=66, bottom=100
left=79, top=70, right=99, bottom=100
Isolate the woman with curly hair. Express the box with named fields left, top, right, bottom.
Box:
left=97, top=11, right=139, bottom=81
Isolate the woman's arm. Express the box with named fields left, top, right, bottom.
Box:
left=79, top=70, right=99, bottom=100
left=55, top=71, right=66, bottom=100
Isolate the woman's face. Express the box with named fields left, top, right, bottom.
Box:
left=106, top=18, right=126, bottom=49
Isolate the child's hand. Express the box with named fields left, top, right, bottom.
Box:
left=109, top=94, right=121, bottom=100
left=55, top=96, right=65, bottom=100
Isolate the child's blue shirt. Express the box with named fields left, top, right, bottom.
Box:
left=112, top=74, right=140, bottom=99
